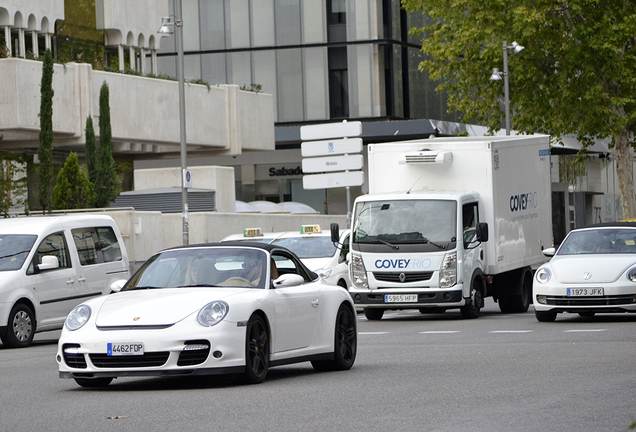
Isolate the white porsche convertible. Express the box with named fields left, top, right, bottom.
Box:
left=57, top=243, right=357, bottom=387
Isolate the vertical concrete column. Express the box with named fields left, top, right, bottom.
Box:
left=140, top=48, right=147, bottom=74
left=3, top=26, right=11, bottom=56
left=151, top=49, right=157, bottom=75
left=31, top=31, right=39, bottom=57
left=18, top=28, right=25, bottom=57
left=129, top=46, right=135, bottom=71
left=44, top=33, right=51, bottom=51
left=118, top=44, right=125, bottom=71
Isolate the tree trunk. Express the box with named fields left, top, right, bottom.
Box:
left=614, top=128, right=636, bottom=220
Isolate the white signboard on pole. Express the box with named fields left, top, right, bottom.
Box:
left=303, top=171, right=365, bottom=190
left=302, top=154, right=364, bottom=174
left=301, top=138, right=363, bottom=157
left=300, top=121, right=362, bottom=141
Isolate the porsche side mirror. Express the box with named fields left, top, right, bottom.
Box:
left=273, top=273, right=305, bottom=288
left=110, top=279, right=127, bottom=293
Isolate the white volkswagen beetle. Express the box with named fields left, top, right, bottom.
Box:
left=533, top=223, right=636, bottom=322
left=57, top=243, right=357, bottom=387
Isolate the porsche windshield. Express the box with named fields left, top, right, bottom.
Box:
left=0, top=234, right=37, bottom=271
left=125, top=247, right=269, bottom=289
left=353, top=200, right=457, bottom=244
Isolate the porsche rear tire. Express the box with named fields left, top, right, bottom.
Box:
left=241, top=314, right=269, bottom=384
left=312, top=304, right=357, bottom=372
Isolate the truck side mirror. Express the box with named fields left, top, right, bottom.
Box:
left=330, top=223, right=340, bottom=243
left=476, top=223, right=489, bottom=242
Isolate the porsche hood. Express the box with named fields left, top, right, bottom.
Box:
left=94, top=288, right=250, bottom=327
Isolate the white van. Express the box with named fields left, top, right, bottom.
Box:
left=0, top=215, right=130, bottom=348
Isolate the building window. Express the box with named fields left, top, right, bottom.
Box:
left=328, top=47, right=348, bottom=118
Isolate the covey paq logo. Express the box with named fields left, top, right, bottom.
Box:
left=374, top=258, right=432, bottom=270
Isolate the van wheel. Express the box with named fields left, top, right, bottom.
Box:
left=1, top=304, right=35, bottom=348
left=363, top=308, right=384, bottom=320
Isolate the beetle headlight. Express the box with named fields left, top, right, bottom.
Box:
left=65, top=305, right=91, bottom=331
left=536, top=267, right=552, bottom=284
left=627, top=267, right=636, bottom=282
left=197, top=301, right=229, bottom=327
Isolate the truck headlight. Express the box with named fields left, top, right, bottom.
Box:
left=350, top=251, right=368, bottom=289
left=439, top=252, right=457, bottom=288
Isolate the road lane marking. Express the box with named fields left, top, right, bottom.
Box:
left=564, top=329, right=607, bottom=333
left=419, top=331, right=461, bottom=334
left=489, top=330, right=534, bottom=333
left=358, top=332, right=390, bottom=335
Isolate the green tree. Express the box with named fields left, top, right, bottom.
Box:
left=0, top=153, right=28, bottom=216
left=85, top=115, right=98, bottom=184
left=94, top=82, right=119, bottom=207
left=37, top=49, right=54, bottom=213
left=52, top=152, right=95, bottom=210
left=402, top=0, right=636, bottom=219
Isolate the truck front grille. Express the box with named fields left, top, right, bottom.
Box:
left=373, top=271, right=433, bottom=283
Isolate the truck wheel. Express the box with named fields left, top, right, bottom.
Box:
left=1, top=304, right=35, bottom=348
left=498, top=268, right=532, bottom=313
left=363, top=308, right=384, bottom=320
left=460, top=280, right=482, bottom=319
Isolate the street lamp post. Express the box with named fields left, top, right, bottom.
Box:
left=490, top=41, right=524, bottom=135
left=159, top=0, right=189, bottom=245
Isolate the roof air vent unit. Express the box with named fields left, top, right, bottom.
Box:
left=399, top=151, right=453, bottom=164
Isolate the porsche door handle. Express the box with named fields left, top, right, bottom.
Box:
left=311, top=298, right=320, bottom=308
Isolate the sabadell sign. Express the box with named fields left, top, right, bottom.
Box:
left=256, top=165, right=304, bottom=180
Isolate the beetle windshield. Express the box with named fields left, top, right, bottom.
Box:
left=125, top=247, right=269, bottom=289
left=0, top=235, right=37, bottom=271
left=352, top=200, right=457, bottom=245
left=558, top=228, right=636, bottom=255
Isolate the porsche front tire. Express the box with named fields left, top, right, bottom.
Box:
left=312, top=304, right=357, bottom=372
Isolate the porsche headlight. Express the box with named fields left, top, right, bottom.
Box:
left=197, top=301, right=229, bottom=327
left=627, top=267, right=636, bottom=282
left=536, top=267, right=552, bottom=284
left=65, top=305, right=91, bottom=331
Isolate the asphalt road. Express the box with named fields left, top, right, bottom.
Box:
left=2, top=300, right=636, bottom=432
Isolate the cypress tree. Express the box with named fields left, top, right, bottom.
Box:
left=37, top=49, right=54, bottom=213
left=52, top=152, right=95, bottom=210
left=85, top=116, right=98, bottom=185
left=94, top=82, right=119, bottom=207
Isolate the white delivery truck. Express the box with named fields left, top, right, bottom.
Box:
left=335, top=135, right=552, bottom=320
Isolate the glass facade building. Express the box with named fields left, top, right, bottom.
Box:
left=155, top=0, right=460, bottom=126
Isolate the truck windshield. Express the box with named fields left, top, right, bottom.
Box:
left=353, top=200, right=457, bottom=245
left=0, top=234, right=37, bottom=271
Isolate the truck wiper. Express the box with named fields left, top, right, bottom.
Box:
left=375, top=238, right=399, bottom=250
left=423, top=238, right=447, bottom=249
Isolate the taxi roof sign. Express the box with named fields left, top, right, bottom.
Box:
left=300, top=225, right=321, bottom=234
left=244, top=227, right=263, bottom=237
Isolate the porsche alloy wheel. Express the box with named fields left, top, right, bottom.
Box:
left=312, top=304, right=357, bottom=371
left=242, top=314, right=269, bottom=384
